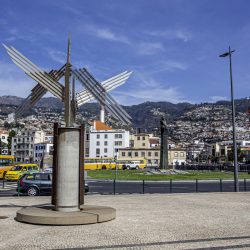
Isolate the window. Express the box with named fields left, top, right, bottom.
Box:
left=86, top=134, right=90, bottom=140
left=135, top=152, right=138, bottom=157
left=148, top=152, right=151, bottom=157
left=141, top=152, right=145, bottom=157
left=96, top=134, right=100, bottom=139
left=137, top=136, right=140, bottom=140
left=142, top=143, right=145, bottom=146
left=96, top=141, right=100, bottom=146
left=85, top=148, right=89, bottom=155
left=104, top=141, right=108, bottom=146
left=142, top=136, right=145, bottom=140
left=115, top=141, right=122, bottom=146
left=35, top=173, right=50, bottom=180
left=96, top=148, right=100, bottom=155
left=180, top=152, right=184, bottom=157
left=174, top=152, right=178, bottom=157
left=104, top=148, right=108, bottom=153
left=26, top=174, right=34, bottom=180
left=115, top=134, right=122, bottom=139
left=128, top=152, right=132, bottom=157
left=36, top=146, right=38, bottom=150
left=104, top=134, right=108, bottom=139
left=155, top=152, right=158, bottom=157
left=1, top=136, right=5, bottom=139
left=122, top=152, right=126, bottom=157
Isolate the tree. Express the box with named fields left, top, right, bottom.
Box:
left=3, top=121, right=11, bottom=130
left=227, top=146, right=245, bottom=163
left=7, top=130, right=16, bottom=154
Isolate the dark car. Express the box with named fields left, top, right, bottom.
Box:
left=17, top=172, right=89, bottom=196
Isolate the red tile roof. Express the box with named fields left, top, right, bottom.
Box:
left=94, top=121, right=112, bottom=130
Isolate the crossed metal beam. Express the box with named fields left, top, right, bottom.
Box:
left=3, top=43, right=132, bottom=125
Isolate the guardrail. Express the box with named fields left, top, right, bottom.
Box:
left=174, top=165, right=250, bottom=172
left=104, top=179, right=250, bottom=195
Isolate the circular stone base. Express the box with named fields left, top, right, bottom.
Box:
left=16, top=205, right=116, bottom=225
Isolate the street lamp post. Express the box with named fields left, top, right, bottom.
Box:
left=219, top=46, right=239, bottom=192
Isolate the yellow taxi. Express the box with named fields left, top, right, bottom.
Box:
left=5, top=164, right=39, bottom=181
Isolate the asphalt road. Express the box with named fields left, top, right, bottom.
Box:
left=0, top=179, right=249, bottom=196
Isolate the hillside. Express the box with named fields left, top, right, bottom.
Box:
left=0, top=95, right=249, bottom=132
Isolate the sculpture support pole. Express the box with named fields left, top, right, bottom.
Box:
left=56, top=127, right=80, bottom=212
left=64, top=35, right=71, bottom=126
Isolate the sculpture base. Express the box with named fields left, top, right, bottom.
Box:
left=16, top=205, right=116, bottom=225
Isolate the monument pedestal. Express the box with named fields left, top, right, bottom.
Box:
left=15, top=124, right=116, bottom=225
left=16, top=205, right=116, bottom=225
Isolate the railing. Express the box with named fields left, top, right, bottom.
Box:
left=175, top=164, right=250, bottom=172
left=90, top=179, right=250, bottom=195
left=1, top=178, right=250, bottom=196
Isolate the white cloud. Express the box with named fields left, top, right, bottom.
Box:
left=95, top=28, right=131, bottom=44
left=145, top=29, right=192, bottom=42
left=80, top=24, right=131, bottom=44
left=111, top=72, right=188, bottom=105
left=0, top=61, right=34, bottom=97
left=3, top=28, right=36, bottom=43
left=209, top=96, right=228, bottom=102
left=45, top=48, right=66, bottom=64
left=136, top=42, right=165, bottom=55
left=113, top=86, right=187, bottom=105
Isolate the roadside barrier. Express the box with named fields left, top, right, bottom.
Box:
left=109, top=178, right=249, bottom=195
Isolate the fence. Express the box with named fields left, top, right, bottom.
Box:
left=89, top=179, right=250, bottom=195
left=1, top=178, right=250, bottom=196
left=175, top=164, right=250, bottom=172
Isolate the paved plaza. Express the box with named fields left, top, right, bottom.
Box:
left=0, top=193, right=250, bottom=249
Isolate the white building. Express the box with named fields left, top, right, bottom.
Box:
left=7, top=113, right=15, bottom=123
left=12, top=129, right=45, bottom=163
left=44, top=134, right=53, bottom=143
left=0, top=130, right=9, bottom=144
left=33, top=142, right=53, bottom=162
left=86, top=121, right=130, bottom=158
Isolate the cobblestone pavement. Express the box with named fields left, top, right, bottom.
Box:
left=0, top=193, right=250, bottom=249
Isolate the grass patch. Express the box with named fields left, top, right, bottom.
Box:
left=87, top=170, right=250, bottom=181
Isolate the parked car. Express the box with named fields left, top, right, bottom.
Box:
left=122, top=161, right=140, bottom=170
left=44, top=167, right=53, bottom=172
left=17, top=172, right=89, bottom=196
left=5, top=164, right=39, bottom=181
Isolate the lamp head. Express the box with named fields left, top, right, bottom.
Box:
left=219, top=52, right=230, bottom=57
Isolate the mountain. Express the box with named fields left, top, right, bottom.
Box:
left=0, top=95, right=249, bottom=130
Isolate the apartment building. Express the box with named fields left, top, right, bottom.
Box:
left=130, top=133, right=151, bottom=148
left=11, top=129, right=45, bottom=163
left=0, top=130, right=8, bottom=144
left=118, top=147, right=187, bottom=166
left=33, top=142, right=53, bottom=162
left=86, top=121, right=130, bottom=158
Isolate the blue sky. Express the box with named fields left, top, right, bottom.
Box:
left=0, top=0, right=250, bottom=105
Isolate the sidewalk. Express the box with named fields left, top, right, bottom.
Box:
left=0, top=193, right=250, bottom=249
